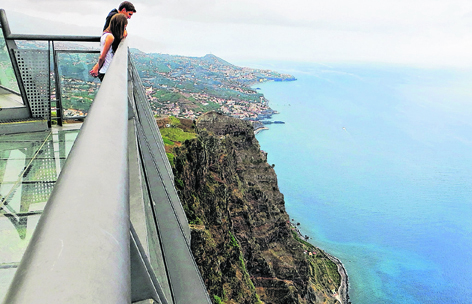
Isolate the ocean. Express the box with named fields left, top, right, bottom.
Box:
left=251, top=62, right=472, bottom=304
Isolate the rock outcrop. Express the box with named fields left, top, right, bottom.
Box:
left=171, top=112, right=343, bottom=304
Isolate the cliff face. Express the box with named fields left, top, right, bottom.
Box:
left=171, top=112, right=341, bottom=304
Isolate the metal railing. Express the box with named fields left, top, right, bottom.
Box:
left=0, top=9, right=100, bottom=126
left=2, top=38, right=131, bottom=304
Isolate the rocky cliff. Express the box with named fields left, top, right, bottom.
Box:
left=169, top=112, right=344, bottom=304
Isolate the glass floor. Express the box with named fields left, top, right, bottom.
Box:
left=0, top=124, right=81, bottom=299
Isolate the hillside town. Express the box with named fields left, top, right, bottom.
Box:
left=131, top=51, right=295, bottom=122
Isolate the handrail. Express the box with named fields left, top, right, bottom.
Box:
left=5, top=34, right=101, bottom=42
left=2, top=39, right=130, bottom=304
left=0, top=9, right=100, bottom=42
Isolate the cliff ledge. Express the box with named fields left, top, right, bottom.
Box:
left=169, top=112, right=346, bottom=304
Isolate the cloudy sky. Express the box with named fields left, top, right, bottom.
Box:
left=2, top=0, right=472, bottom=67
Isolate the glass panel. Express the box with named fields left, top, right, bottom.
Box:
left=0, top=27, right=19, bottom=93
left=0, top=126, right=80, bottom=299
left=57, top=52, right=100, bottom=118
left=0, top=213, right=41, bottom=296
left=143, top=172, right=173, bottom=303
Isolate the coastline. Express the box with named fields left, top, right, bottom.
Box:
left=254, top=76, right=349, bottom=303
left=254, top=126, right=269, bottom=134
left=325, top=251, right=350, bottom=304
left=291, top=223, right=350, bottom=304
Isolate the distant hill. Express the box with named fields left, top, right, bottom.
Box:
left=201, top=54, right=234, bottom=67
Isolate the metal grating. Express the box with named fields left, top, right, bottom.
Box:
left=13, top=49, right=49, bottom=120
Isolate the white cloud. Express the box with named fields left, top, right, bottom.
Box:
left=2, top=0, right=472, bottom=66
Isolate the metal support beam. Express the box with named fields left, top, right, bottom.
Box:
left=0, top=9, right=29, bottom=112
left=47, top=41, right=51, bottom=128
left=2, top=40, right=130, bottom=304
left=131, top=224, right=168, bottom=304
left=52, top=42, right=64, bottom=126
left=5, top=33, right=100, bottom=42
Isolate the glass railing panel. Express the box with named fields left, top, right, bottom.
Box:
left=56, top=52, right=100, bottom=119
left=142, top=170, right=173, bottom=303
left=0, top=28, right=19, bottom=93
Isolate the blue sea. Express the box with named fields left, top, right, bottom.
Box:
left=251, top=62, right=472, bottom=304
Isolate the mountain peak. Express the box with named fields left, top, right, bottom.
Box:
left=202, top=54, right=233, bottom=67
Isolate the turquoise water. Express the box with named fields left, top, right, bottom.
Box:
left=253, top=63, right=472, bottom=304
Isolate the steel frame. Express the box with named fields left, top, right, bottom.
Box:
left=0, top=9, right=100, bottom=127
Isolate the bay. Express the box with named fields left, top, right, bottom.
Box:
left=251, top=62, right=472, bottom=304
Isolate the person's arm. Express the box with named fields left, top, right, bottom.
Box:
left=89, top=34, right=115, bottom=77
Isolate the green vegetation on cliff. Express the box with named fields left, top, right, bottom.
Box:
left=159, top=113, right=343, bottom=304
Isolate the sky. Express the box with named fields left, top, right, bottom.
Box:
left=2, top=0, right=472, bottom=67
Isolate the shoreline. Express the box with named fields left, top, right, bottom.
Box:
left=291, top=223, right=350, bottom=304
left=254, top=126, right=269, bottom=134
left=325, top=251, right=350, bottom=304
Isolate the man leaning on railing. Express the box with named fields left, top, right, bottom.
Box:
left=90, top=2, right=136, bottom=81
left=103, top=1, right=137, bottom=38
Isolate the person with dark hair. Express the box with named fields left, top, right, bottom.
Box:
left=90, top=14, right=128, bottom=81
left=103, top=1, right=136, bottom=34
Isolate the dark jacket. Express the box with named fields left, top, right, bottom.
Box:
left=103, top=9, right=118, bottom=31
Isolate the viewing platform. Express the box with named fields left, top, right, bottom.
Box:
left=0, top=9, right=210, bottom=304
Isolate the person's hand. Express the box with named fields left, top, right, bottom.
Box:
left=89, top=64, right=99, bottom=77
left=89, top=69, right=98, bottom=77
